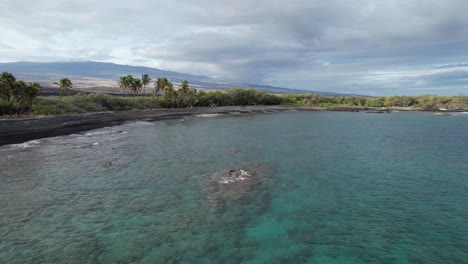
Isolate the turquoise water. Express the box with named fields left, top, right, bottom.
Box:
left=1, top=112, right=468, bottom=263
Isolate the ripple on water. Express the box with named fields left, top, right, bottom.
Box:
left=1, top=112, right=468, bottom=263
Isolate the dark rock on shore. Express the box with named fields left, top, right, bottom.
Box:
left=329, top=107, right=367, bottom=112
left=366, top=110, right=390, bottom=113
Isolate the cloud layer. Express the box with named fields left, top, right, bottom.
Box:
left=2, top=0, right=468, bottom=95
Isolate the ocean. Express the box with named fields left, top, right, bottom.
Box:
left=1, top=111, right=468, bottom=263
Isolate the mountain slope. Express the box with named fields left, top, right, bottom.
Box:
left=0, top=61, right=346, bottom=95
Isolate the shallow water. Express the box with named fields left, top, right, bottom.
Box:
left=1, top=112, right=468, bottom=263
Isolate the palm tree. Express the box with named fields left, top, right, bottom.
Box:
left=118, top=75, right=130, bottom=97
left=177, top=80, right=190, bottom=108
left=117, top=75, right=135, bottom=109
left=12, top=80, right=27, bottom=103
left=186, top=87, right=198, bottom=108
left=180, top=80, right=189, bottom=96
left=15, top=82, right=41, bottom=109
left=130, top=78, right=142, bottom=101
left=0, top=71, right=16, bottom=102
left=179, top=80, right=197, bottom=108
left=154, top=77, right=170, bottom=96
left=141, top=74, right=151, bottom=108
left=8, top=81, right=41, bottom=114
left=165, top=82, right=178, bottom=108
left=167, top=82, right=175, bottom=95
left=53, top=78, right=73, bottom=98
left=23, top=82, right=42, bottom=107
left=118, top=75, right=138, bottom=99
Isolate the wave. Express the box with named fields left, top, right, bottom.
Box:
left=127, top=121, right=154, bottom=126
left=196, top=114, right=222, bottom=117
left=1, top=139, right=41, bottom=150
left=84, top=130, right=128, bottom=136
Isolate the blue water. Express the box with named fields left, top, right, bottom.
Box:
left=1, top=112, right=468, bottom=263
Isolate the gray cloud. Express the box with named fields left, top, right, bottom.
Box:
left=1, top=0, right=468, bottom=95
left=0, top=43, right=14, bottom=50
left=435, top=62, right=468, bottom=69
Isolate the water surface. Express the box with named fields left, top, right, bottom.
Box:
left=1, top=112, right=468, bottom=263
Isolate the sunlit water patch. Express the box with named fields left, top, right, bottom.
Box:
left=1, top=112, right=468, bottom=263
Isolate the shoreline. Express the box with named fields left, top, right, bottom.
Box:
left=0, top=106, right=314, bottom=146
left=0, top=106, right=459, bottom=146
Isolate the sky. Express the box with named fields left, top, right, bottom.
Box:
left=1, top=0, right=468, bottom=95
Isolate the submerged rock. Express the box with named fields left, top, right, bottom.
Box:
left=203, top=163, right=269, bottom=212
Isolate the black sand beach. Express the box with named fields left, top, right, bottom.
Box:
left=0, top=106, right=323, bottom=146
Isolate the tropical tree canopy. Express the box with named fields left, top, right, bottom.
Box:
left=118, top=75, right=129, bottom=94
left=23, top=82, right=42, bottom=106
left=154, top=77, right=171, bottom=96
left=180, top=80, right=189, bottom=96
left=12, top=80, right=27, bottom=102
left=14, top=82, right=41, bottom=106
left=53, top=78, right=73, bottom=97
left=0, top=71, right=17, bottom=101
left=130, top=78, right=142, bottom=96
left=118, top=75, right=138, bottom=95
left=142, top=74, right=151, bottom=89
left=117, top=75, right=143, bottom=100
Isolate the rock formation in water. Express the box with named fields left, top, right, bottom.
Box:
left=202, top=163, right=269, bottom=212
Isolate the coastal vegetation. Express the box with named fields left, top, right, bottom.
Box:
left=282, top=93, right=468, bottom=110
left=1, top=71, right=467, bottom=116
left=52, top=78, right=73, bottom=98
left=0, top=72, right=42, bottom=115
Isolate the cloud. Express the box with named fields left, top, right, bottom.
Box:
left=0, top=43, right=14, bottom=50
left=1, top=0, right=468, bottom=95
left=435, top=62, right=468, bottom=69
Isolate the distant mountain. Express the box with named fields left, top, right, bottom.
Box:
left=0, top=61, right=348, bottom=96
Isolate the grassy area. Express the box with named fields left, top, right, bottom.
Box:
left=1, top=92, right=467, bottom=117
left=282, top=94, right=468, bottom=110
left=30, top=94, right=148, bottom=115
left=26, top=89, right=284, bottom=116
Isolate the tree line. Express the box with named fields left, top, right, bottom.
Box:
left=116, top=74, right=282, bottom=108
left=0, top=71, right=76, bottom=115
left=0, top=72, right=42, bottom=115
left=2, top=71, right=468, bottom=116
left=283, top=93, right=468, bottom=110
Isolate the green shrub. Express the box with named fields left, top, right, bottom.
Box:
left=0, top=99, right=27, bottom=116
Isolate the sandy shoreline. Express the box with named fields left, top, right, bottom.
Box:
left=0, top=106, right=323, bottom=146
left=0, top=105, right=455, bottom=146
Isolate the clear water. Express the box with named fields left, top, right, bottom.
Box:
left=1, top=112, right=468, bottom=263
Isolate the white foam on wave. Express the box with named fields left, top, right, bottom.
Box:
left=196, top=114, right=222, bottom=118
left=128, top=121, right=154, bottom=126
left=218, top=170, right=251, bottom=184
left=84, top=131, right=108, bottom=136
left=240, top=169, right=251, bottom=177
left=2, top=139, right=41, bottom=150
left=84, top=130, right=128, bottom=137
left=219, top=178, right=235, bottom=184
left=58, top=129, right=129, bottom=148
